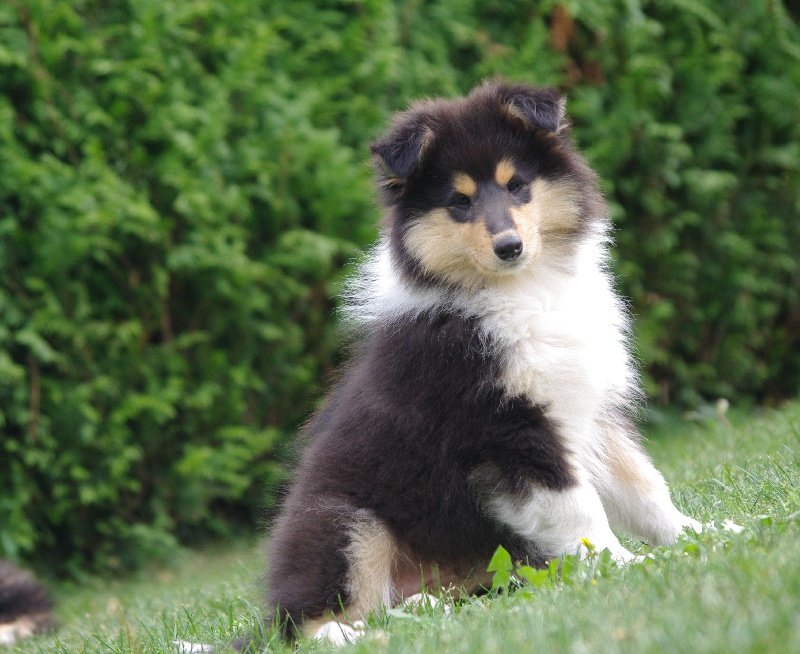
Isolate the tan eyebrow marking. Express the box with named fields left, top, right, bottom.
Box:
left=494, top=159, right=516, bottom=187
left=453, top=172, right=477, bottom=197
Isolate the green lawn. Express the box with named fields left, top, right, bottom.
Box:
left=17, top=402, right=800, bottom=653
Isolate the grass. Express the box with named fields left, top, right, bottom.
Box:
left=16, top=401, right=800, bottom=653
left=18, top=540, right=265, bottom=654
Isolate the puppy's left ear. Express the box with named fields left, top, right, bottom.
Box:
left=496, top=84, right=566, bottom=134
left=370, top=110, right=434, bottom=203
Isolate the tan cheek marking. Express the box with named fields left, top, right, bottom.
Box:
left=510, top=177, right=581, bottom=250
left=531, top=178, right=581, bottom=234
left=461, top=219, right=495, bottom=261
left=494, top=159, right=516, bottom=188
left=404, top=209, right=461, bottom=278
left=404, top=210, right=498, bottom=286
left=509, top=203, right=539, bottom=256
left=453, top=172, right=477, bottom=197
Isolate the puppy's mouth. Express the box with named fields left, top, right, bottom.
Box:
left=494, top=255, right=528, bottom=271
left=473, top=252, right=530, bottom=277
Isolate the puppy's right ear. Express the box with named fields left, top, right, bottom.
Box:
left=494, top=83, right=566, bottom=134
left=371, top=112, right=434, bottom=203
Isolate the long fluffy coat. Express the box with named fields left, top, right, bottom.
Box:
left=265, top=81, right=702, bottom=640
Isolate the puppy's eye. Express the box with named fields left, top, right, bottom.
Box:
left=507, top=180, right=524, bottom=194
left=451, top=194, right=471, bottom=208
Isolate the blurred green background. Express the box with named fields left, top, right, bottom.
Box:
left=1, top=0, right=798, bottom=575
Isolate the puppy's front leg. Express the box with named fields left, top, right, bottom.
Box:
left=598, top=424, right=703, bottom=546
left=490, top=481, right=636, bottom=563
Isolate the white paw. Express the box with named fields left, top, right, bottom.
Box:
left=616, top=549, right=644, bottom=565
left=173, top=640, right=216, bottom=653
left=682, top=517, right=704, bottom=534
left=681, top=518, right=743, bottom=536
left=577, top=537, right=636, bottom=565
left=313, top=620, right=365, bottom=646
left=707, top=519, right=744, bottom=534
left=402, top=592, right=452, bottom=614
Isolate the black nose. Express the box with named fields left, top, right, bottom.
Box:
left=493, top=233, right=523, bottom=261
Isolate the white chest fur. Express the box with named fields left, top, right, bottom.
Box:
left=469, top=240, right=638, bottom=470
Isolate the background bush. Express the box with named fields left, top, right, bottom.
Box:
left=0, top=0, right=798, bottom=573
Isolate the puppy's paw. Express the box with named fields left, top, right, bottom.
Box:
left=313, top=620, right=365, bottom=646
left=173, top=641, right=215, bottom=653
left=678, top=515, right=704, bottom=535
left=609, top=548, right=640, bottom=565
left=705, top=518, right=744, bottom=534
left=680, top=517, right=743, bottom=538
left=401, top=592, right=452, bottom=615
left=578, top=537, right=637, bottom=565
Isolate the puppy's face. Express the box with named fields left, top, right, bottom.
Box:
left=401, top=159, right=582, bottom=289
left=372, top=82, right=597, bottom=290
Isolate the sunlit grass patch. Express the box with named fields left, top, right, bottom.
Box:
left=17, top=403, right=800, bottom=653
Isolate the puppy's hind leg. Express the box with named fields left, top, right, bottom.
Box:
left=299, top=510, right=397, bottom=645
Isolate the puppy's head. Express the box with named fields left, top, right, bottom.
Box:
left=371, top=81, right=604, bottom=290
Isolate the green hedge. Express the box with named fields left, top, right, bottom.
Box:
left=0, top=0, right=366, bottom=573
left=0, top=0, right=798, bottom=573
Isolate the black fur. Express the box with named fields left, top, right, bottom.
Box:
left=266, top=311, right=574, bottom=633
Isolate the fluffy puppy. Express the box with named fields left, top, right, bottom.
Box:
left=265, top=81, right=705, bottom=642
left=0, top=560, right=53, bottom=646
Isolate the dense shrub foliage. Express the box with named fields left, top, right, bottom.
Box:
left=0, top=0, right=798, bottom=572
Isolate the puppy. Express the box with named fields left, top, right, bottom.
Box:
left=265, top=81, right=707, bottom=643
left=0, top=560, right=53, bottom=646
